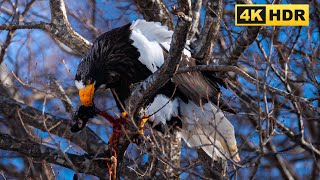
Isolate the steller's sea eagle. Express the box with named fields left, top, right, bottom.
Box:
left=74, top=19, right=240, bottom=161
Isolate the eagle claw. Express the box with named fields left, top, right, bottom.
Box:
left=132, top=134, right=144, bottom=145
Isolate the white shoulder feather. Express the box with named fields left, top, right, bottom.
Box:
left=129, top=19, right=174, bottom=73
left=130, top=19, right=173, bottom=43
left=130, top=19, right=191, bottom=73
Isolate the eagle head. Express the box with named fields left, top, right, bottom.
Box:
left=74, top=23, right=147, bottom=107
left=75, top=57, right=120, bottom=107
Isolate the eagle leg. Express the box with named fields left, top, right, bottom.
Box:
left=119, top=111, right=148, bottom=143
left=96, top=109, right=127, bottom=152
left=131, top=117, right=149, bottom=144
left=138, top=117, right=149, bottom=134
left=72, top=106, right=126, bottom=178
left=100, top=112, right=126, bottom=138
left=112, top=111, right=149, bottom=145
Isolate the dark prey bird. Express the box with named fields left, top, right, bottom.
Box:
left=74, top=20, right=240, bottom=161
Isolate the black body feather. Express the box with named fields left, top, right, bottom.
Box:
left=75, top=21, right=234, bottom=129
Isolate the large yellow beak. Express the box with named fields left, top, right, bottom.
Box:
left=79, top=84, right=95, bottom=107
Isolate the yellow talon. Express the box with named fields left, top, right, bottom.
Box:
left=137, top=117, right=149, bottom=135
left=121, top=112, right=127, bottom=118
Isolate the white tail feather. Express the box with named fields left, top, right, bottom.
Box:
left=179, top=100, right=240, bottom=161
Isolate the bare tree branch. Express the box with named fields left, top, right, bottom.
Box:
left=188, top=0, right=202, bottom=40
left=193, top=0, right=222, bottom=63
left=0, top=133, right=107, bottom=178
left=0, top=0, right=91, bottom=56
left=123, top=2, right=192, bottom=179
left=217, top=0, right=260, bottom=66
left=127, top=2, right=192, bottom=118
left=177, top=65, right=320, bottom=113
left=0, top=95, right=108, bottom=154
left=266, top=142, right=300, bottom=179
left=0, top=22, right=49, bottom=31
left=47, top=0, right=91, bottom=55
left=134, top=0, right=173, bottom=30
left=227, top=79, right=320, bottom=158
left=217, top=26, right=261, bottom=65
left=48, top=75, right=74, bottom=113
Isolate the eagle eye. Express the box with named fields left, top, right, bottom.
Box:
left=85, top=78, right=97, bottom=86
left=86, top=79, right=93, bottom=85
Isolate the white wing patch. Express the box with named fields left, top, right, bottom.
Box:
left=130, top=19, right=173, bottom=43
left=75, top=80, right=85, bottom=90
left=130, top=19, right=191, bottom=73
left=130, top=31, right=164, bottom=72
left=141, top=95, right=179, bottom=125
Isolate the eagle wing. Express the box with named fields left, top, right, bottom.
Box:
left=160, top=46, right=235, bottom=113
left=130, top=20, right=239, bottom=161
